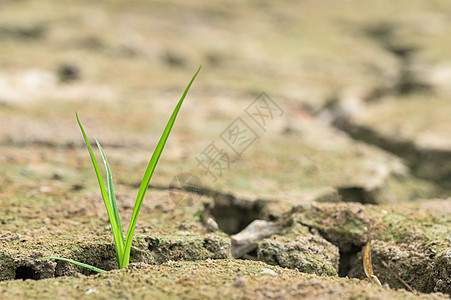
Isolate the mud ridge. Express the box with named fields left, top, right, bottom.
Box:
left=338, top=123, right=451, bottom=191
left=0, top=234, right=231, bottom=281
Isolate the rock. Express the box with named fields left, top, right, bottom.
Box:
left=231, top=220, right=278, bottom=258
left=260, top=268, right=277, bottom=276
left=206, top=218, right=219, bottom=232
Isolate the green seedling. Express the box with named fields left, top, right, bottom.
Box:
left=38, top=65, right=202, bottom=272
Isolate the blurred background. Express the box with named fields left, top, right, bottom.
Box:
left=1, top=0, right=451, bottom=205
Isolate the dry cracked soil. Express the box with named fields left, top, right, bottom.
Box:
left=0, top=1, right=450, bottom=299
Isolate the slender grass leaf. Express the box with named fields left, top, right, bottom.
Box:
left=76, top=113, right=125, bottom=267
left=121, top=65, right=202, bottom=267
left=38, top=257, right=106, bottom=273
left=95, top=138, right=125, bottom=245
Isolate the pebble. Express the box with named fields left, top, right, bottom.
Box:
left=206, top=217, right=219, bottom=232
left=260, top=268, right=277, bottom=276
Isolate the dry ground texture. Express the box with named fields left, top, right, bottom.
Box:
left=0, top=1, right=450, bottom=299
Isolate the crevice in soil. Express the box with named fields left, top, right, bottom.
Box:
left=207, top=196, right=267, bottom=235
left=311, top=23, right=450, bottom=192
left=337, top=245, right=361, bottom=278
left=337, top=186, right=376, bottom=204
left=363, top=22, right=432, bottom=97
left=337, top=123, right=451, bottom=192
left=8, top=257, right=57, bottom=281
left=321, top=22, right=451, bottom=192
left=15, top=266, right=38, bottom=280
left=150, top=183, right=271, bottom=235
left=296, top=219, right=364, bottom=279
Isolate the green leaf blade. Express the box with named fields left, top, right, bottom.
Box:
left=38, top=257, right=106, bottom=273
left=76, top=113, right=125, bottom=267
left=121, top=65, right=202, bottom=267
left=95, top=138, right=125, bottom=245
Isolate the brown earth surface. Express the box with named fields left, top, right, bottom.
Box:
left=0, top=0, right=450, bottom=299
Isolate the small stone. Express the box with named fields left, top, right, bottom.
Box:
left=260, top=268, right=277, bottom=276
left=231, top=220, right=278, bottom=258
left=126, top=262, right=148, bottom=270
left=39, top=186, right=52, bottom=193
left=176, top=231, right=191, bottom=236
left=85, top=289, right=96, bottom=295
left=206, top=217, right=218, bottom=232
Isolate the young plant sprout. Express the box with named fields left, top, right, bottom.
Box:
left=38, top=66, right=202, bottom=273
